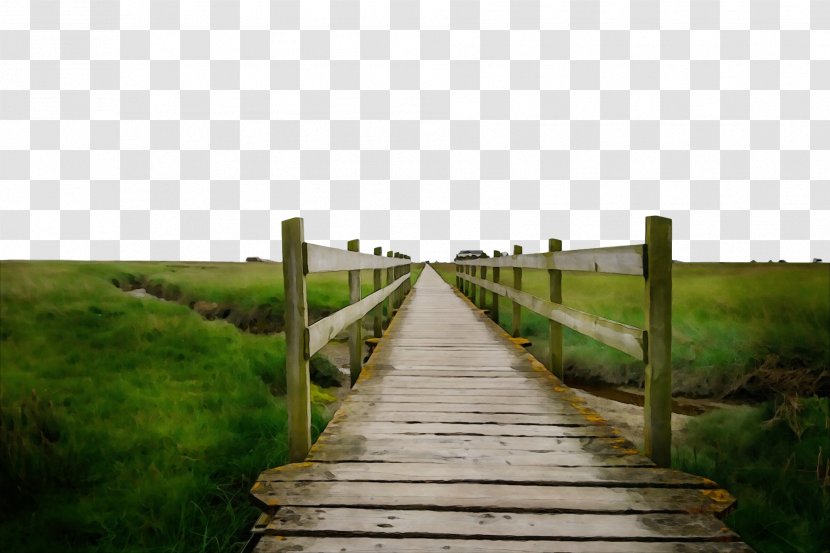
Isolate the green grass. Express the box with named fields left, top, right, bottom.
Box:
left=674, top=397, right=830, bottom=552
left=433, top=262, right=830, bottom=397
left=0, top=260, right=422, bottom=553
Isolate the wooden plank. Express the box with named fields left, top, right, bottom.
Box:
left=307, top=273, right=409, bottom=355
left=352, top=386, right=562, bottom=394
left=281, top=217, right=312, bottom=462
left=252, top=481, right=735, bottom=514
left=376, top=339, right=508, bottom=345
left=363, top=370, right=541, bottom=378
left=263, top=507, right=737, bottom=540
left=258, top=461, right=718, bottom=488
left=306, top=445, right=654, bottom=467
left=457, top=244, right=645, bottom=276
left=335, top=410, right=600, bottom=425
left=370, top=355, right=524, bottom=366
left=352, top=386, right=552, bottom=394
left=255, top=537, right=754, bottom=553
left=322, top=421, right=618, bottom=438
left=345, top=395, right=563, bottom=405
left=354, top=376, right=544, bottom=388
left=371, top=364, right=530, bottom=371
left=312, top=435, right=636, bottom=455
left=459, top=273, right=646, bottom=361
left=338, top=402, right=580, bottom=415
left=305, top=242, right=408, bottom=272
left=644, top=215, right=673, bottom=467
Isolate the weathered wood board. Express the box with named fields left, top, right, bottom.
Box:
left=251, top=266, right=750, bottom=552
left=264, top=507, right=737, bottom=540
left=257, top=461, right=719, bottom=488
left=255, top=537, right=753, bottom=553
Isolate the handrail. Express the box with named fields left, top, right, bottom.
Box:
left=281, top=217, right=412, bottom=462
left=308, top=273, right=410, bottom=356
left=463, top=273, right=647, bottom=361
left=455, top=216, right=672, bottom=468
left=456, top=244, right=645, bottom=276
left=305, top=243, right=410, bottom=273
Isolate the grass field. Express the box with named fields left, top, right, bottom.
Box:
left=434, top=260, right=830, bottom=552
left=0, top=260, right=421, bottom=553
left=433, top=262, right=830, bottom=397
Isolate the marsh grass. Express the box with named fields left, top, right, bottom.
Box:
left=674, top=397, right=830, bottom=552
left=0, top=260, right=416, bottom=552
left=433, top=262, right=830, bottom=396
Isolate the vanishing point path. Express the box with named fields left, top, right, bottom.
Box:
left=250, top=265, right=751, bottom=552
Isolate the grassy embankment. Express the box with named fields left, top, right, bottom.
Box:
left=0, top=260, right=422, bottom=553
left=434, top=261, right=830, bottom=552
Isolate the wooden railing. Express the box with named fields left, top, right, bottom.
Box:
left=281, top=217, right=412, bottom=462
left=455, top=216, right=672, bottom=467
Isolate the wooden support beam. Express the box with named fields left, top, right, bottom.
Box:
left=471, top=265, right=477, bottom=303
left=386, top=251, right=394, bottom=326
left=373, top=247, right=382, bottom=338
left=281, top=217, right=311, bottom=462
left=548, top=238, right=564, bottom=381
left=643, top=216, right=673, bottom=468
left=393, top=252, right=401, bottom=308
left=479, top=265, right=487, bottom=308
left=491, top=250, right=501, bottom=324
left=348, top=239, right=361, bottom=387
left=404, top=255, right=411, bottom=295
left=512, top=245, right=523, bottom=338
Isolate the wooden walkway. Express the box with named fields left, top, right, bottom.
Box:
left=251, top=265, right=751, bottom=552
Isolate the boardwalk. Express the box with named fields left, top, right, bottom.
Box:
left=251, top=265, right=750, bottom=552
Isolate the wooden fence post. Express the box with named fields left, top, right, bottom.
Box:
left=644, top=216, right=672, bottom=468
left=386, top=251, right=394, bottom=324
left=373, top=247, right=382, bottom=338
left=491, top=251, right=501, bottom=323
left=479, top=265, right=488, bottom=308
left=455, top=263, right=460, bottom=289
left=281, top=217, right=311, bottom=462
left=466, top=265, right=471, bottom=296
left=471, top=265, right=477, bottom=303
left=512, top=245, right=523, bottom=337
left=404, top=255, right=411, bottom=295
left=548, top=238, right=564, bottom=381
left=347, top=239, right=361, bottom=387
left=393, top=252, right=401, bottom=308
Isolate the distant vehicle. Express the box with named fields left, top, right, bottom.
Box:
left=454, top=250, right=489, bottom=261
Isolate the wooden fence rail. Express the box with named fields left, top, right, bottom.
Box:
left=281, top=217, right=412, bottom=462
left=456, top=216, right=672, bottom=467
